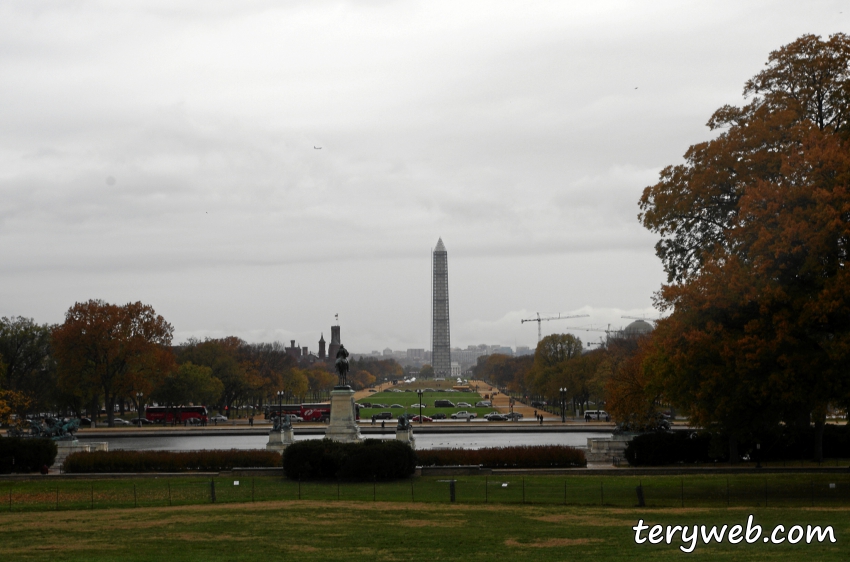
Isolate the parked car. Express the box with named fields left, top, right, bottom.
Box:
left=367, top=388, right=377, bottom=393
left=475, top=401, right=492, bottom=408
left=185, top=417, right=203, bottom=425
left=504, top=412, right=523, bottom=421
left=424, top=388, right=436, bottom=392
left=389, top=404, right=404, bottom=408
left=457, top=402, right=472, bottom=408
left=78, top=417, right=93, bottom=426
left=371, top=412, right=393, bottom=421
left=531, top=401, right=547, bottom=408
left=434, top=400, right=455, bottom=408
left=111, top=418, right=132, bottom=426
left=129, top=417, right=154, bottom=425
left=431, top=413, right=447, bottom=420
left=484, top=412, right=508, bottom=421
left=210, top=414, right=228, bottom=423
left=411, top=415, right=433, bottom=422
left=410, top=404, right=426, bottom=408
left=451, top=411, right=477, bottom=420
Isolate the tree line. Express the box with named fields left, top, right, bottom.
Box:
left=0, top=300, right=399, bottom=426
left=476, top=34, right=850, bottom=463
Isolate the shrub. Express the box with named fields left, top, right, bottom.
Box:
left=625, top=425, right=850, bottom=466
left=283, top=439, right=417, bottom=481
left=415, top=445, right=586, bottom=469
left=625, top=432, right=717, bottom=466
left=0, top=438, right=58, bottom=473
left=62, top=449, right=281, bottom=473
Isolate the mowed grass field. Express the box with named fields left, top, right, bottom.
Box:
left=4, top=473, right=850, bottom=511
left=358, top=387, right=493, bottom=419
left=0, top=499, right=846, bottom=561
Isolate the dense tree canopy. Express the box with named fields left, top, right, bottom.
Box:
left=52, top=300, right=174, bottom=426
left=0, top=317, right=55, bottom=413
left=639, top=33, right=850, bottom=460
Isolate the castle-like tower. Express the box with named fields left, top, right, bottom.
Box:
left=328, top=325, right=341, bottom=360
left=431, top=238, right=451, bottom=378
left=318, top=333, right=326, bottom=359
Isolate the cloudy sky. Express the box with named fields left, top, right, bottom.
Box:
left=1, top=1, right=845, bottom=352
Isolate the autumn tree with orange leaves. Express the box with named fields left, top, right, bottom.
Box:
left=52, top=300, right=174, bottom=427
left=639, top=33, right=850, bottom=461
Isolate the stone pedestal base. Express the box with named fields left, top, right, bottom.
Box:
left=325, top=387, right=362, bottom=443
left=396, top=428, right=415, bottom=449
left=586, top=433, right=635, bottom=464
left=55, top=440, right=91, bottom=467
left=266, top=428, right=295, bottom=454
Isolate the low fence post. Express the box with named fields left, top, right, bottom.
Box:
left=485, top=477, right=488, bottom=504
left=167, top=482, right=172, bottom=506
left=56, top=488, right=59, bottom=511
left=449, top=480, right=456, bottom=503
left=91, top=483, right=94, bottom=510
left=133, top=484, right=137, bottom=508
left=636, top=483, right=645, bottom=507
left=522, top=478, right=525, bottom=504
left=210, top=479, right=216, bottom=503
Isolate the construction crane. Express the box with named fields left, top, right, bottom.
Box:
left=621, top=315, right=657, bottom=323
left=521, top=313, right=590, bottom=342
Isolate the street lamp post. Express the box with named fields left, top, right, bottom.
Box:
left=136, top=392, right=144, bottom=427
left=277, top=390, right=285, bottom=427
left=417, top=389, right=423, bottom=424
left=559, top=388, right=567, bottom=423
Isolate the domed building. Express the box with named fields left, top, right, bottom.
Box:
left=623, top=319, right=654, bottom=338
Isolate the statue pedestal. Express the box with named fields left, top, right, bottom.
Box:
left=55, top=439, right=91, bottom=468
left=266, top=427, right=295, bottom=454
left=325, top=386, right=362, bottom=443
left=396, top=428, right=415, bottom=449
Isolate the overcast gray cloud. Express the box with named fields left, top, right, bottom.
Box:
left=1, top=0, right=846, bottom=351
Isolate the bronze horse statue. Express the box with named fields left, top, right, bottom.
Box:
left=335, top=344, right=350, bottom=387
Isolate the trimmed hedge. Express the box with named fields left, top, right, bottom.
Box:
left=625, top=432, right=717, bottom=466
left=283, top=439, right=417, bottom=481
left=0, top=438, right=57, bottom=473
left=63, top=449, right=282, bottom=473
left=415, top=445, right=586, bottom=469
left=625, top=425, right=850, bottom=466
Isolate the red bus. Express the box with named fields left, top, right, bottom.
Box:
left=265, top=403, right=360, bottom=422
left=145, top=406, right=209, bottom=424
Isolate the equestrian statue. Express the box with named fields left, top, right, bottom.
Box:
left=335, top=344, right=350, bottom=387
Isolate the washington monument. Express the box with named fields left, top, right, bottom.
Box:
left=431, top=238, right=451, bottom=378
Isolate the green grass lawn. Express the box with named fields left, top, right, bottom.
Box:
left=359, top=389, right=493, bottom=418
left=0, top=496, right=846, bottom=561
left=3, top=473, right=849, bottom=512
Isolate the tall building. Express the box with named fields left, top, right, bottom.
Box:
left=318, top=333, right=326, bottom=359
left=328, top=325, right=341, bottom=360
left=431, top=237, right=451, bottom=378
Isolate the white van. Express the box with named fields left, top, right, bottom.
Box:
left=584, top=410, right=609, bottom=421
